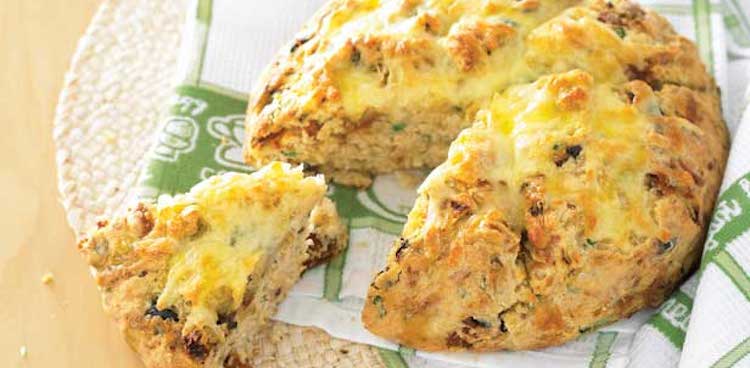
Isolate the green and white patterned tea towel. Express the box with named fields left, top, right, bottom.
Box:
left=133, top=1, right=750, bottom=367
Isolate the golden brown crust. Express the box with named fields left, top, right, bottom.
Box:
left=248, top=0, right=725, bottom=354
left=243, top=0, right=722, bottom=189
left=304, top=197, right=349, bottom=268
left=360, top=1, right=728, bottom=348
left=78, top=167, right=347, bottom=367
left=80, top=203, right=200, bottom=368
left=244, top=0, right=581, bottom=186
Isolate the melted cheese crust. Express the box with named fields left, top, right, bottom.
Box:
left=246, top=0, right=586, bottom=184
left=78, top=162, right=331, bottom=367
left=245, top=0, right=716, bottom=186
left=154, top=164, right=325, bottom=330
left=363, top=70, right=727, bottom=351
left=326, top=0, right=550, bottom=117
left=422, top=70, right=654, bottom=252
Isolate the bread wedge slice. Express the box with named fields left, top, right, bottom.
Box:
left=362, top=68, right=727, bottom=351
left=78, top=162, right=346, bottom=368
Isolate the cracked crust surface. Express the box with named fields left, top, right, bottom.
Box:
left=244, top=0, right=718, bottom=188
left=362, top=67, right=727, bottom=351
left=78, top=163, right=347, bottom=367
left=360, top=0, right=728, bottom=348
left=245, top=0, right=581, bottom=186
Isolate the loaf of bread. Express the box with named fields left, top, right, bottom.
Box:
left=78, top=163, right=346, bottom=367
left=239, top=0, right=730, bottom=351
left=362, top=66, right=727, bottom=350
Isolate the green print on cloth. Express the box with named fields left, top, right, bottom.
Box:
left=701, top=173, right=750, bottom=273
left=711, top=336, right=750, bottom=368
left=137, top=85, right=251, bottom=200
left=377, top=347, right=409, bottom=368
left=700, top=172, right=750, bottom=367
left=589, top=332, right=619, bottom=368
left=723, top=0, right=750, bottom=47
left=644, top=170, right=750, bottom=355
left=645, top=172, right=750, bottom=350
left=648, top=291, right=694, bottom=348
left=330, top=176, right=411, bottom=237
left=139, top=85, right=414, bottom=241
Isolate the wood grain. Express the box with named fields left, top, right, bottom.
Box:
left=0, top=1, right=143, bottom=366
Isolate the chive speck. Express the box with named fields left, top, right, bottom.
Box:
left=373, top=295, right=386, bottom=317
left=584, top=238, right=597, bottom=248
left=392, top=122, right=406, bottom=132
left=614, top=27, right=626, bottom=39
left=500, top=18, right=519, bottom=28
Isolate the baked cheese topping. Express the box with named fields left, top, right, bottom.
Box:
left=421, top=69, right=657, bottom=249
left=153, top=163, right=325, bottom=330
left=291, top=0, right=584, bottom=117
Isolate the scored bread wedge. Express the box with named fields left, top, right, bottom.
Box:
left=78, top=162, right=346, bottom=368
left=361, top=68, right=727, bottom=351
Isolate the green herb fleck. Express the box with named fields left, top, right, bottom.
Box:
left=500, top=18, right=519, bottom=28
left=282, top=150, right=297, bottom=158
left=373, top=295, right=386, bottom=317
left=392, top=122, right=406, bottom=132
left=567, top=285, right=581, bottom=293
left=614, top=27, right=626, bottom=39
left=584, top=238, right=597, bottom=248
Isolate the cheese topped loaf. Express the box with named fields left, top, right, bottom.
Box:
left=361, top=65, right=727, bottom=350
left=245, top=0, right=716, bottom=187
left=78, top=163, right=346, bottom=367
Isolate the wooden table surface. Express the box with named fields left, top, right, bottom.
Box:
left=0, top=1, right=143, bottom=366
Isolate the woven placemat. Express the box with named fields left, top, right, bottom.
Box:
left=52, top=0, right=385, bottom=366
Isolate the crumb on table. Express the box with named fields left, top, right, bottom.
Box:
left=41, top=272, right=55, bottom=285
left=19, top=345, right=27, bottom=358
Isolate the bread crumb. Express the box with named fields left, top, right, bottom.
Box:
left=19, top=345, right=27, bottom=358
left=104, top=131, right=117, bottom=145
left=41, top=272, right=55, bottom=285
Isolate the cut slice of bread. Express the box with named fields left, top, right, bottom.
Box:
left=361, top=67, right=727, bottom=351
left=78, top=162, right=347, bottom=368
